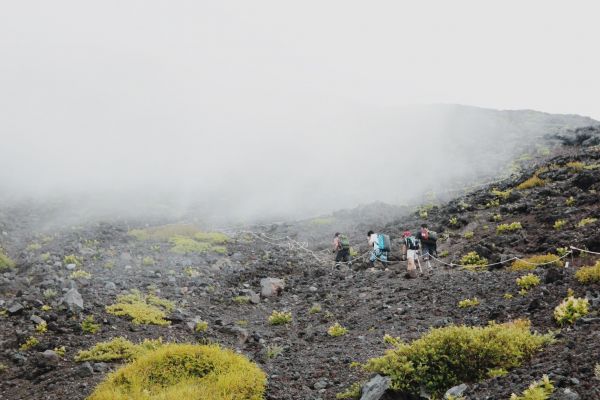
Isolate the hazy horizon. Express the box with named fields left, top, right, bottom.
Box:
left=1, top=1, right=599, bottom=223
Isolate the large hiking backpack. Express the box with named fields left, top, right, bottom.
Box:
left=339, top=235, right=350, bottom=250
left=377, top=233, right=391, bottom=252
left=405, top=236, right=420, bottom=250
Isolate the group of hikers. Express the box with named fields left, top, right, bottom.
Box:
left=332, top=224, right=438, bottom=279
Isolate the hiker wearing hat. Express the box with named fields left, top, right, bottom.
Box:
left=332, top=232, right=350, bottom=265
left=401, top=230, right=419, bottom=278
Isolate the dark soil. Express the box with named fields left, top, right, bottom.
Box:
left=1, top=129, right=600, bottom=400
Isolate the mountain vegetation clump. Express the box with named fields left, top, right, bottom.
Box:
left=75, top=337, right=164, bottom=362
left=509, top=375, right=554, bottom=400
left=353, top=320, right=552, bottom=398
left=0, top=249, right=14, bottom=271
left=87, top=344, right=267, bottom=400
left=575, top=260, right=600, bottom=283
left=106, top=290, right=174, bottom=326
left=510, top=255, right=563, bottom=271
left=554, top=296, right=589, bottom=326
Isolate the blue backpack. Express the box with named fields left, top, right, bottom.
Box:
left=377, top=234, right=391, bottom=252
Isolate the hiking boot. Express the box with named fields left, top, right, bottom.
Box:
left=404, top=270, right=418, bottom=279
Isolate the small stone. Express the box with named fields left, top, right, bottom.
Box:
left=65, top=263, right=77, bottom=270
left=60, top=288, right=84, bottom=312
left=30, top=315, right=45, bottom=325
left=104, top=282, right=117, bottom=290
left=8, top=303, right=24, bottom=315
left=260, top=277, right=285, bottom=297
left=445, top=383, right=468, bottom=399
left=558, top=388, right=581, bottom=400
left=313, top=379, right=328, bottom=390
left=76, top=362, right=94, bottom=378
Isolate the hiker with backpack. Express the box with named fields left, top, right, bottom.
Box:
left=367, top=230, right=389, bottom=267
left=332, top=232, right=351, bottom=265
left=416, top=224, right=437, bottom=260
left=401, top=230, right=419, bottom=278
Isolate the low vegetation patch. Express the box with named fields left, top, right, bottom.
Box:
left=19, top=336, right=40, bottom=351
left=491, top=188, right=512, bottom=199
left=128, top=225, right=229, bottom=254
left=309, top=303, right=322, bottom=314
left=517, top=174, right=545, bottom=190
left=63, top=254, right=82, bottom=266
left=35, top=321, right=48, bottom=333
left=566, top=161, right=585, bottom=172
left=458, top=298, right=480, bottom=308
left=106, top=290, right=174, bottom=326
left=510, top=375, right=554, bottom=400
left=327, top=322, right=349, bottom=337
left=516, top=274, right=541, bottom=290
left=463, top=231, right=474, bottom=239
left=577, top=217, right=597, bottom=227
left=81, top=315, right=101, bottom=334
left=459, top=252, right=488, bottom=271
left=565, top=196, right=575, bottom=206
left=69, top=270, right=91, bottom=279
left=496, top=222, right=523, bottom=234
left=349, top=320, right=552, bottom=398
left=554, top=296, right=589, bottom=326
left=195, top=321, right=208, bottom=333
left=87, top=343, right=267, bottom=400
left=575, top=261, right=600, bottom=284
left=510, top=254, right=563, bottom=271
left=268, top=311, right=292, bottom=326
left=75, top=337, right=163, bottom=362
left=0, top=249, right=15, bottom=271
left=553, top=219, right=567, bottom=230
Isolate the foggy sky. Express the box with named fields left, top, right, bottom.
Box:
left=1, top=1, right=599, bottom=222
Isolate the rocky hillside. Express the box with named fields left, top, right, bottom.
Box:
left=0, top=127, right=599, bottom=400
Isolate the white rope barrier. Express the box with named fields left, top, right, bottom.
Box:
left=570, top=245, right=600, bottom=256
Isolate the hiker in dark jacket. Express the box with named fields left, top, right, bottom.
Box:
left=415, top=224, right=437, bottom=260
left=401, top=230, right=419, bottom=278
left=332, top=232, right=350, bottom=264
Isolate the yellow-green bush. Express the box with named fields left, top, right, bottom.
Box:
left=510, top=375, right=554, bottom=400
left=0, top=249, right=15, bottom=271
left=554, top=296, right=589, bottom=326
left=195, top=321, right=208, bottom=333
left=553, top=219, right=567, bottom=230
left=516, top=274, right=541, bottom=290
left=510, top=254, right=563, bottom=271
left=458, top=298, right=480, bottom=308
left=75, top=337, right=163, bottom=362
left=169, top=236, right=211, bottom=254
left=63, top=254, right=82, bottom=266
left=577, top=217, right=597, bottom=227
left=517, top=175, right=545, bottom=190
left=566, top=161, right=585, bottom=172
left=327, top=323, right=349, bottom=337
left=194, top=232, right=229, bottom=244
left=575, top=261, right=600, bottom=284
left=268, top=311, right=292, bottom=326
left=354, top=320, right=552, bottom=398
left=35, top=321, right=48, bottom=333
left=491, top=188, right=512, bottom=199
left=565, top=196, right=575, bottom=206
left=142, top=256, right=155, bottom=266
left=129, top=224, right=200, bottom=241
left=70, top=270, right=92, bottom=279
left=463, top=231, right=474, bottom=239
left=497, top=222, right=523, bottom=234
left=81, top=315, right=101, bottom=334
left=87, top=344, right=266, bottom=400
left=459, top=252, right=488, bottom=271
left=19, top=336, right=40, bottom=351
left=106, top=290, right=174, bottom=326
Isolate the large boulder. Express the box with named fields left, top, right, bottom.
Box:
left=60, top=288, right=83, bottom=312
left=360, top=374, right=391, bottom=400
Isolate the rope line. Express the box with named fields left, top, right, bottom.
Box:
left=570, top=245, right=600, bottom=256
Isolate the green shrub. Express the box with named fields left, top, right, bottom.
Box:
left=81, top=315, right=101, bottom=334
left=492, top=214, right=502, bottom=222
left=54, top=346, right=66, bottom=357
left=556, top=247, right=569, bottom=257
left=142, top=256, right=155, bottom=266
left=169, top=236, right=211, bottom=254
left=26, top=242, right=42, bottom=252
left=458, top=298, right=480, bottom=308
left=19, top=336, right=40, bottom=351
left=35, top=321, right=48, bottom=333
left=516, top=274, right=541, bottom=290
left=128, top=224, right=200, bottom=241
left=232, top=296, right=250, bottom=304
left=595, top=363, right=600, bottom=380
left=268, top=311, right=292, bottom=326
left=63, top=254, right=82, bottom=266
left=439, top=250, right=449, bottom=258
left=194, top=232, right=229, bottom=244
left=491, top=188, right=512, bottom=199
left=356, top=320, right=552, bottom=398
left=510, top=375, right=554, bottom=400
left=497, top=222, right=523, bottom=234
left=463, top=231, right=474, bottom=239
left=554, top=296, right=589, bottom=326
left=195, top=321, right=208, bottom=333
left=449, top=216, right=459, bottom=227
left=577, top=217, right=597, bottom=227
left=309, top=303, right=322, bottom=314
left=553, top=219, right=567, bottom=230
left=75, top=337, right=163, bottom=362
left=566, top=161, right=585, bottom=172
left=336, top=382, right=362, bottom=399
left=517, top=175, right=545, bottom=190
left=106, top=290, right=174, bottom=326
left=0, top=249, right=15, bottom=271
left=43, top=288, right=58, bottom=299
left=486, top=199, right=500, bottom=208
left=327, top=322, right=349, bottom=337
left=70, top=270, right=92, bottom=279
left=459, top=252, right=488, bottom=271
left=565, top=196, right=575, bottom=206
left=266, top=344, right=283, bottom=359
left=504, top=293, right=514, bottom=300
left=575, top=261, right=600, bottom=284
left=510, top=254, right=563, bottom=271
left=86, top=343, right=267, bottom=400
left=310, top=217, right=334, bottom=226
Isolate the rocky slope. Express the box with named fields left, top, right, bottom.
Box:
left=0, top=127, right=599, bottom=400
